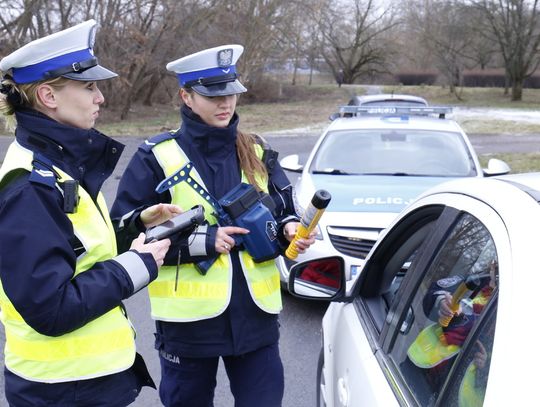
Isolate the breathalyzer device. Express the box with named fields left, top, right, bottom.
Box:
left=286, top=189, right=331, bottom=260
left=144, top=205, right=205, bottom=243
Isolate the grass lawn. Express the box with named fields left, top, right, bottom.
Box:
left=95, top=82, right=540, bottom=136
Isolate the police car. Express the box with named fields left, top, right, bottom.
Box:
left=278, top=104, right=510, bottom=287
left=288, top=172, right=540, bottom=406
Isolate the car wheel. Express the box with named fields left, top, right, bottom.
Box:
left=316, top=347, right=326, bottom=407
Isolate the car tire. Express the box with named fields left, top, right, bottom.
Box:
left=316, top=347, right=326, bottom=407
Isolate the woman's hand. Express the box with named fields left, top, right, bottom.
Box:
left=140, top=203, right=183, bottom=228
left=130, top=233, right=171, bottom=268
left=438, top=291, right=461, bottom=319
left=215, top=226, right=249, bottom=254
left=283, top=222, right=317, bottom=254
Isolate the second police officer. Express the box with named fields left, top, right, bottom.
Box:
left=111, top=45, right=315, bottom=407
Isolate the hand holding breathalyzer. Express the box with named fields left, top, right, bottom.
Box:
left=286, top=190, right=331, bottom=260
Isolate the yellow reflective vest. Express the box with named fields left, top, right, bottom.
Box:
left=459, top=363, right=486, bottom=407
left=0, top=142, right=136, bottom=383
left=407, top=322, right=461, bottom=368
left=148, top=138, right=282, bottom=321
left=408, top=289, right=493, bottom=369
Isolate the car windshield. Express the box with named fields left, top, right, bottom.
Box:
left=309, top=129, right=476, bottom=177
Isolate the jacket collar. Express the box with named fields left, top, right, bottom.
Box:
left=14, top=108, right=124, bottom=198
left=180, top=105, right=239, bottom=156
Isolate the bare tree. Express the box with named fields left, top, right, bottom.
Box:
left=275, top=1, right=306, bottom=86
left=288, top=0, right=325, bottom=85
left=406, top=0, right=478, bottom=98
left=215, top=0, right=290, bottom=86
left=99, top=0, right=221, bottom=119
left=270, top=0, right=325, bottom=86
left=473, top=0, right=540, bottom=101
left=0, top=0, right=49, bottom=51
left=316, top=0, right=400, bottom=84
left=0, top=0, right=223, bottom=118
left=466, top=5, right=498, bottom=71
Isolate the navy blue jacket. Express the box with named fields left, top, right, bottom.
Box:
left=0, top=109, right=156, bottom=405
left=111, top=106, right=298, bottom=358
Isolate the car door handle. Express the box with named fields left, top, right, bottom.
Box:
left=337, top=377, right=349, bottom=406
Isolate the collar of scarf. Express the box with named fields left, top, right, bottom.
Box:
left=180, top=105, right=239, bottom=156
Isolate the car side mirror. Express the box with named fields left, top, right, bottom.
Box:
left=483, top=158, right=511, bottom=176
left=280, top=154, right=303, bottom=172
left=288, top=256, right=346, bottom=301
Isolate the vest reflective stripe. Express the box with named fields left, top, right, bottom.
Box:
left=149, top=138, right=282, bottom=321
left=239, top=253, right=282, bottom=312
left=407, top=323, right=461, bottom=368
left=149, top=279, right=228, bottom=298
left=5, top=323, right=132, bottom=362
left=0, top=142, right=135, bottom=383
left=250, top=271, right=280, bottom=298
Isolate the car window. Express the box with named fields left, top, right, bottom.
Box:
left=388, top=213, right=498, bottom=406
left=359, top=205, right=445, bottom=333
left=310, top=129, right=475, bottom=177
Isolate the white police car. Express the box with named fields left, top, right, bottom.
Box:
left=288, top=172, right=540, bottom=406
left=278, top=105, right=510, bottom=287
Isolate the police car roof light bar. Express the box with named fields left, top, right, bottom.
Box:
left=336, top=105, right=453, bottom=119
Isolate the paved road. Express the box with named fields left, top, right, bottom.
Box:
left=0, top=129, right=538, bottom=407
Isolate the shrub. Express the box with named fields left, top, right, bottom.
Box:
left=394, top=72, right=438, bottom=86
left=462, top=70, right=506, bottom=87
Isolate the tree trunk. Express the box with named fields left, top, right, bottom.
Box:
left=511, top=79, right=523, bottom=101
left=143, top=72, right=161, bottom=106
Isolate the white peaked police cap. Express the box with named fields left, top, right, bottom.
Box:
left=0, top=19, right=117, bottom=84
left=166, top=44, right=247, bottom=97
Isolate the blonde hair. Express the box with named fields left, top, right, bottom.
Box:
left=0, top=75, right=69, bottom=132
left=181, top=88, right=268, bottom=191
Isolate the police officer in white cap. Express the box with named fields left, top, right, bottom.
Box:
left=0, top=19, right=182, bottom=406
left=111, top=45, right=315, bottom=407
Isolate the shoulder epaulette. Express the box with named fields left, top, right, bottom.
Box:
left=252, top=134, right=278, bottom=175
left=140, top=130, right=177, bottom=152
left=29, top=154, right=79, bottom=213
left=28, top=154, right=58, bottom=189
